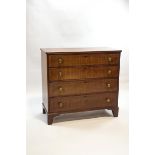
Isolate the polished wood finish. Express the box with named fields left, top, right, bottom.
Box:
left=41, top=48, right=121, bottom=125
left=48, top=66, right=119, bottom=81
left=41, top=51, right=48, bottom=111
left=48, top=79, right=118, bottom=97
left=41, top=47, right=121, bottom=53
left=49, top=93, right=117, bottom=113
left=48, top=53, right=120, bottom=67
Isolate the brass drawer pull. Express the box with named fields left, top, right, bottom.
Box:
left=107, top=83, right=111, bottom=88
left=58, top=87, right=63, bottom=92
left=108, top=70, right=112, bottom=74
left=58, top=71, right=62, bottom=77
left=58, top=58, right=63, bottom=64
left=58, top=102, right=63, bottom=108
left=106, top=98, right=111, bottom=103
left=108, top=57, right=112, bottom=62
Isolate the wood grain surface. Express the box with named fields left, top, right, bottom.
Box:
left=41, top=48, right=121, bottom=125
left=48, top=78, right=118, bottom=97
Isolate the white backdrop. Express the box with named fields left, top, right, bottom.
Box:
left=27, top=1, right=129, bottom=155
left=26, top=0, right=129, bottom=96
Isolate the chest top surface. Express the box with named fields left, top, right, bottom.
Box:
left=40, top=47, right=122, bottom=54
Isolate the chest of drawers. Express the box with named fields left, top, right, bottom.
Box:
left=41, top=48, right=122, bottom=125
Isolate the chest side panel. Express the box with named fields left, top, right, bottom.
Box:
left=41, top=51, right=48, bottom=111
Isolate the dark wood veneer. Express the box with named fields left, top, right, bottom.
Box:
left=48, top=79, right=118, bottom=97
left=48, top=66, right=119, bottom=81
left=49, top=93, right=117, bottom=113
left=48, top=53, right=120, bottom=67
left=41, top=48, right=121, bottom=125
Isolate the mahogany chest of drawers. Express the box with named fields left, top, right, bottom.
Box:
left=41, top=48, right=122, bottom=125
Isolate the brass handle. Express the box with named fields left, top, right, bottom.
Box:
left=108, top=70, right=112, bottom=74
left=108, top=57, right=112, bottom=62
left=58, top=87, right=63, bottom=92
left=107, top=83, right=111, bottom=88
left=58, top=102, right=63, bottom=108
left=58, top=71, right=62, bottom=77
left=106, top=98, right=111, bottom=103
left=58, top=58, right=63, bottom=64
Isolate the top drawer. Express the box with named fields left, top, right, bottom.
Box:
left=48, top=53, right=120, bottom=67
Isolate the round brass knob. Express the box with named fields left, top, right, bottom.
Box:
left=58, top=58, right=63, bottom=64
left=106, top=98, right=111, bottom=103
left=59, top=87, right=63, bottom=92
left=108, top=70, right=112, bottom=74
left=108, top=57, right=112, bottom=62
left=107, top=83, right=111, bottom=88
left=58, top=102, right=63, bottom=108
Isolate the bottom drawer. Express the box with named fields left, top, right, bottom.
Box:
left=49, top=93, right=117, bottom=113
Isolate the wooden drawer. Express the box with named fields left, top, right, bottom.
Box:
left=49, top=93, right=117, bottom=113
left=48, top=79, right=118, bottom=97
left=41, top=48, right=122, bottom=124
left=48, top=53, right=120, bottom=67
left=48, top=66, right=119, bottom=81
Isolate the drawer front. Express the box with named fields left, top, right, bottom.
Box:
left=49, top=79, right=118, bottom=97
left=48, top=66, right=119, bottom=81
left=48, top=53, right=120, bottom=67
left=49, top=93, right=117, bottom=113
